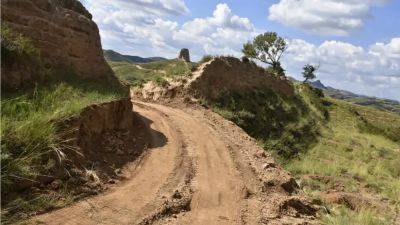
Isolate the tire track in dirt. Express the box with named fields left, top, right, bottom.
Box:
left=30, top=101, right=318, bottom=225
left=138, top=103, right=246, bottom=225
left=30, top=104, right=188, bottom=225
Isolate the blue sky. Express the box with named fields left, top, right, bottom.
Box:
left=82, top=0, right=400, bottom=100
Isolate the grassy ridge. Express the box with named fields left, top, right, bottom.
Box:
left=108, top=59, right=197, bottom=87
left=285, top=99, right=400, bottom=224
left=205, top=80, right=399, bottom=224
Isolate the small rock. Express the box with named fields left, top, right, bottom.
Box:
left=263, top=162, right=276, bottom=169
left=114, top=168, right=122, bottom=175
left=108, top=179, right=116, bottom=184
left=172, top=190, right=182, bottom=199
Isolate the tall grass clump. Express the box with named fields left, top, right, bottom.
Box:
left=199, top=55, right=214, bottom=64
left=322, top=207, right=391, bottom=225
left=1, top=77, right=125, bottom=194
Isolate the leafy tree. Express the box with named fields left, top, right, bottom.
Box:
left=302, top=64, right=319, bottom=83
left=242, top=32, right=287, bottom=75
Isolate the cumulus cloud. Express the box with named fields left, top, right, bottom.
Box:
left=81, top=0, right=399, bottom=100
left=268, top=0, right=388, bottom=36
left=283, top=38, right=400, bottom=100
left=84, top=1, right=256, bottom=59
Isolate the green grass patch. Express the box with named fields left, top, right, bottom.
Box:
left=322, top=206, right=391, bottom=225
left=208, top=83, right=326, bottom=158
left=108, top=59, right=197, bottom=87
left=284, top=99, right=400, bottom=222
left=1, top=76, right=125, bottom=194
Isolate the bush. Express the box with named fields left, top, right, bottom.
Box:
left=1, top=24, right=40, bottom=66
left=199, top=55, right=213, bottom=64
left=151, top=76, right=169, bottom=87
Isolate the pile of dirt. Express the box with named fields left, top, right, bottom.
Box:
left=136, top=56, right=294, bottom=102
left=1, top=0, right=119, bottom=90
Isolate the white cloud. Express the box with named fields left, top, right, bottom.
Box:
left=268, top=0, right=388, bottom=36
left=283, top=38, right=400, bottom=100
left=81, top=0, right=399, bottom=100
left=84, top=1, right=256, bottom=59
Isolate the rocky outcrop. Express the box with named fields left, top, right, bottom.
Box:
left=178, top=48, right=190, bottom=62
left=1, top=0, right=119, bottom=88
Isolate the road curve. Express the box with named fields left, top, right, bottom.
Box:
left=30, top=101, right=317, bottom=225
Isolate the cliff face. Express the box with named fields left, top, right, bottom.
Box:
left=1, top=0, right=117, bottom=88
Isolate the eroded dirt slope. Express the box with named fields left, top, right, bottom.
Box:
left=29, top=101, right=318, bottom=225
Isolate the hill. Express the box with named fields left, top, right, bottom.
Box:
left=103, top=49, right=167, bottom=63
left=124, top=57, right=399, bottom=224
left=308, top=80, right=400, bottom=114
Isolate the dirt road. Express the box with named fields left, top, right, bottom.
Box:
left=30, top=102, right=317, bottom=225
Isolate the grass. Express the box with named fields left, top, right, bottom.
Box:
left=208, top=83, right=326, bottom=158
left=1, top=77, right=124, bottom=191
left=1, top=76, right=125, bottom=223
left=284, top=99, right=400, bottom=224
left=1, top=24, right=48, bottom=91
left=322, top=206, right=391, bottom=225
left=204, top=76, right=399, bottom=224
left=108, top=59, right=197, bottom=87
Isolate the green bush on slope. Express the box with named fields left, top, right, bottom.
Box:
left=209, top=83, right=327, bottom=158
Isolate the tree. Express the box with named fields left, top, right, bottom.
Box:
left=302, top=64, right=319, bottom=83
left=242, top=32, right=287, bottom=75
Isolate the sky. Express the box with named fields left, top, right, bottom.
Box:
left=81, top=0, right=400, bottom=100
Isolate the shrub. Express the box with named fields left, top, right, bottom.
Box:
left=151, top=76, right=169, bottom=87
left=199, top=55, right=213, bottom=64
left=1, top=24, right=40, bottom=66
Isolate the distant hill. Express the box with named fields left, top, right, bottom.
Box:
left=308, top=80, right=400, bottom=114
left=103, top=50, right=167, bottom=63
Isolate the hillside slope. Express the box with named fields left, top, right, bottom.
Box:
left=123, top=56, right=399, bottom=224
left=308, top=80, right=400, bottom=114
left=103, top=50, right=167, bottom=63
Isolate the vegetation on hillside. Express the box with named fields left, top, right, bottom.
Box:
left=307, top=80, right=400, bottom=114
left=1, top=26, right=126, bottom=223
left=207, top=79, right=399, bottom=224
left=1, top=24, right=48, bottom=90
left=108, top=59, right=197, bottom=87
left=242, top=32, right=287, bottom=76
left=286, top=99, right=400, bottom=225
left=1, top=76, right=125, bottom=223
left=208, top=83, right=327, bottom=158
left=103, top=49, right=167, bottom=63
